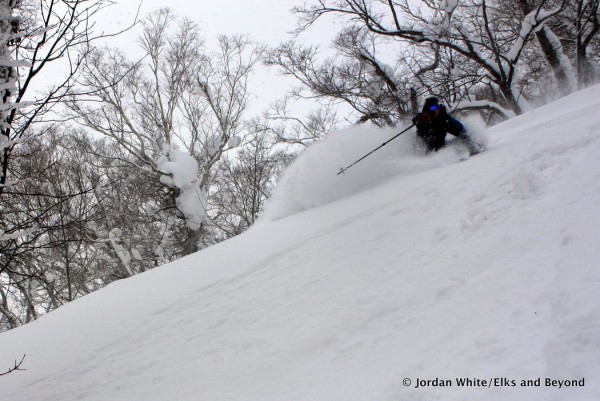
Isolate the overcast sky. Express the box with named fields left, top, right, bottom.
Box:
left=101, top=0, right=308, bottom=45
left=91, top=0, right=339, bottom=115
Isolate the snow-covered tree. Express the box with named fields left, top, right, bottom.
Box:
left=574, top=0, right=600, bottom=87
left=513, top=0, right=576, bottom=96
left=549, top=0, right=600, bottom=88
left=69, top=8, right=265, bottom=257
left=294, top=0, right=567, bottom=115
left=0, top=0, right=21, bottom=198
left=1, top=0, right=131, bottom=197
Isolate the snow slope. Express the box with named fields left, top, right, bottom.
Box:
left=1, top=85, right=600, bottom=401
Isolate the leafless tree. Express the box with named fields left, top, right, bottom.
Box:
left=265, top=27, right=414, bottom=126
left=69, top=8, right=265, bottom=256
left=0, top=128, right=105, bottom=330
left=0, top=0, right=136, bottom=331
left=254, top=95, right=340, bottom=148
left=1, top=0, right=137, bottom=197
left=550, top=0, right=600, bottom=87
left=293, top=0, right=567, bottom=115
left=211, top=130, right=290, bottom=239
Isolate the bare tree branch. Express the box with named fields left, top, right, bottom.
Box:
left=0, top=354, right=25, bottom=376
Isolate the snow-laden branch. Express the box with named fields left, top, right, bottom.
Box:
left=451, top=99, right=517, bottom=120
left=294, top=0, right=568, bottom=115
left=507, top=5, right=564, bottom=63
left=157, top=149, right=208, bottom=231
left=0, top=227, right=35, bottom=241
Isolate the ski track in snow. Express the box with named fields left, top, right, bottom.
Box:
left=1, top=85, right=600, bottom=401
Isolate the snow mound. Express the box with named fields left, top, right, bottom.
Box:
left=260, top=116, right=487, bottom=223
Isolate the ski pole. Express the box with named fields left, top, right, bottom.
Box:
left=337, top=123, right=416, bottom=175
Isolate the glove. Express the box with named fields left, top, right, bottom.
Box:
left=413, top=113, right=432, bottom=124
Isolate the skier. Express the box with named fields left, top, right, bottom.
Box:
left=412, top=97, right=483, bottom=155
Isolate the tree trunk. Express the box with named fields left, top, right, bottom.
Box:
left=518, top=0, right=576, bottom=96
left=499, top=82, right=524, bottom=115
left=536, top=27, right=577, bottom=95
left=576, top=0, right=599, bottom=88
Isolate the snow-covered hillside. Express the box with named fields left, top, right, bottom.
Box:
left=1, top=85, right=599, bottom=401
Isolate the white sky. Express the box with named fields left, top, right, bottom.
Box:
left=92, top=0, right=341, bottom=115
left=102, top=0, right=306, bottom=45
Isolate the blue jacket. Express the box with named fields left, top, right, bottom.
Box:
left=412, top=105, right=467, bottom=151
